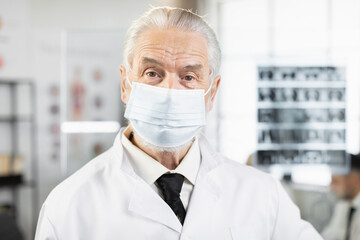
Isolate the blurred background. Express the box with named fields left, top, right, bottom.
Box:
left=0, top=0, right=359, bottom=239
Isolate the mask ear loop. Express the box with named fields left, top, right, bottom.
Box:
left=125, top=67, right=134, bottom=88
left=204, top=78, right=214, bottom=96
left=204, top=78, right=214, bottom=112
left=126, top=77, right=133, bottom=89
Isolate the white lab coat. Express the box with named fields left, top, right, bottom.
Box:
left=35, top=130, right=323, bottom=239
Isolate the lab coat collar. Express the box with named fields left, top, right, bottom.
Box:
left=112, top=129, right=182, bottom=232
left=111, top=128, right=224, bottom=233
left=111, top=129, right=138, bottom=179
left=197, top=132, right=225, bottom=179
left=352, top=192, right=360, bottom=209
left=128, top=178, right=183, bottom=233
left=181, top=133, right=223, bottom=233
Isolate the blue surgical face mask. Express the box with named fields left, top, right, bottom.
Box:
left=124, top=79, right=212, bottom=148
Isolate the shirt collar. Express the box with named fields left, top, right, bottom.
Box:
left=121, top=126, right=201, bottom=186
left=351, top=192, right=360, bottom=208
left=169, top=138, right=200, bottom=185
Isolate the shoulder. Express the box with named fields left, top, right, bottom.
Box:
left=44, top=148, right=119, bottom=210
left=198, top=134, right=278, bottom=189
left=205, top=153, right=280, bottom=203
left=219, top=155, right=277, bottom=186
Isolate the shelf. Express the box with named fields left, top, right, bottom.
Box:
left=0, top=175, right=23, bottom=187
left=0, top=79, right=38, bottom=235
left=0, top=79, right=33, bottom=85
left=0, top=116, right=34, bottom=122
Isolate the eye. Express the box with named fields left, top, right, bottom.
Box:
left=146, top=71, right=159, bottom=78
left=184, top=75, right=195, bottom=81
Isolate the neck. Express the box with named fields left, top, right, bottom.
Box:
left=129, top=130, right=191, bottom=170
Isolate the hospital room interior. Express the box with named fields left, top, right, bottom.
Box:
left=0, top=0, right=359, bottom=239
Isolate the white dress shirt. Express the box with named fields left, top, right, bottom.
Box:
left=121, top=127, right=201, bottom=210
left=322, top=192, right=360, bottom=240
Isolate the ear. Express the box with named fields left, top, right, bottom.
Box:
left=207, top=75, right=221, bottom=111
left=119, top=65, right=130, bottom=104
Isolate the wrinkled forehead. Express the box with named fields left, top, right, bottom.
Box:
left=130, top=27, right=210, bottom=69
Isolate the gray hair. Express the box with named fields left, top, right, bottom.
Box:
left=123, top=6, right=221, bottom=80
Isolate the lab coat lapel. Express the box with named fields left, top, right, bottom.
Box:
left=128, top=178, right=182, bottom=233
left=115, top=132, right=182, bottom=233
left=182, top=135, right=223, bottom=233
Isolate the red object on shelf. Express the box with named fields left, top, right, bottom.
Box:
left=0, top=55, right=4, bottom=70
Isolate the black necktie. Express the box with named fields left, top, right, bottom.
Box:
left=345, top=207, right=356, bottom=240
left=156, top=173, right=186, bottom=225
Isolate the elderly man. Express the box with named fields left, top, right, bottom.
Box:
left=35, top=7, right=322, bottom=239
left=322, top=154, right=360, bottom=240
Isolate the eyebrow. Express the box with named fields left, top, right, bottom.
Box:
left=141, top=57, right=164, bottom=67
left=183, top=64, right=203, bottom=71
